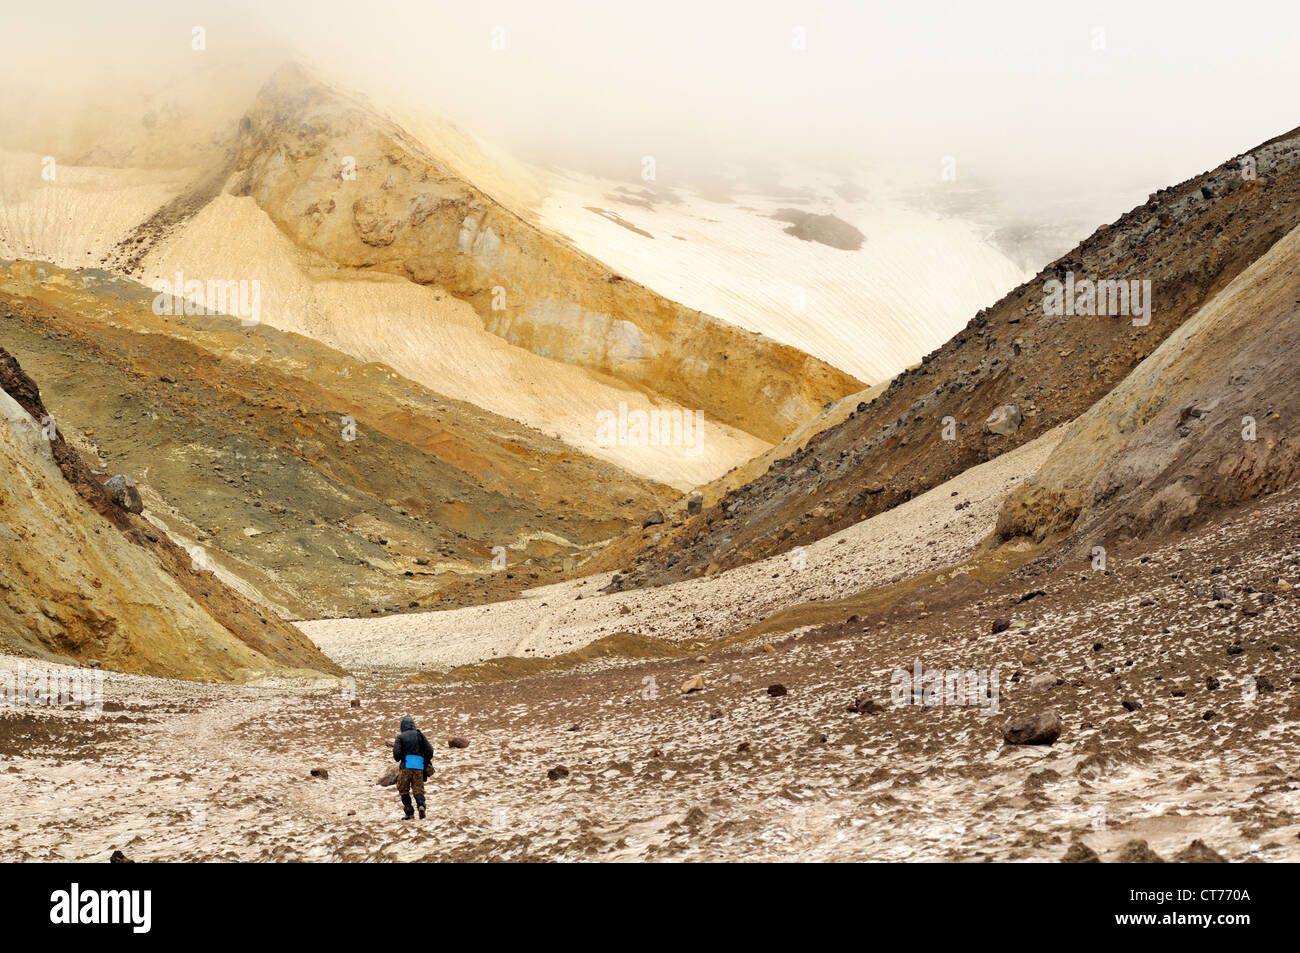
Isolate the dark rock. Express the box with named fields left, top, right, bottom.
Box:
left=1206, top=676, right=1220, bottom=691
left=350, top=698, right=361, bottom=708
left=1115, top=839, right=1166, bottom=863
left=448, top=736, right=469, bottom=748
left=1002, top=709, right=1063, bottom=746
left=1173, top=839, right=1227, bottom=863
left=377, top=768, right=398, bottom=786
left=1255, top=675, right=1276, bottom=693
left=1122, top=698, right=1142, bottom=712
left=991, top=618, right=1012, bottom=634
left=767, top=683, right=788, bottom=697
left=310, top=768, right=329, bottom=779
left=642, top=510, right=665, bottom=528
left=848, top=694, right=884, bottom=714
left=686, top=495, right=703, bottom=515
left=1062, top=841, right=1101, bottom=863
left=109, top=850, right=133, bottom=864
left=547, top=765, right=570, bottom=781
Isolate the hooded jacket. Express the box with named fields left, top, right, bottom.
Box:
left=393, top=716, right=434, bottom=772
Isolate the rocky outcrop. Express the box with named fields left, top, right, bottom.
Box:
left=225, top=64, right=860, bottom=445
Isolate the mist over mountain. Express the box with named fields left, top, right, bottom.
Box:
left=1, top=1, right=1299, bottom=873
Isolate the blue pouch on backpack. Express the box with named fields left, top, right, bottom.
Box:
left=404, top=754, right=425, bottom=770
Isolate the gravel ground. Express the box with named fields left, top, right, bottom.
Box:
left=4, top=475, right=1296, bottom=862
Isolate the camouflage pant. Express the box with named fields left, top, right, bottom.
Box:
left=396, top=767, right=425, bottom=797
left=397, top=767, right=426, bottom=815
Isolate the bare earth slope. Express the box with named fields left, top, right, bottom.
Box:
left=0, top=347, right=341, bottom=680
left=598, top=125, right=1300, bottom=589
left=998, top=221, right=1300, bottom=552
left=0, top=261, right=676, bottom=620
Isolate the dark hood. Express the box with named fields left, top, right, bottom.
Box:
left=400, top=716, right=415, bottom=732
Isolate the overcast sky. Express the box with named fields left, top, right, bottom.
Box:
left=5, top=1, right=1300, bottom=202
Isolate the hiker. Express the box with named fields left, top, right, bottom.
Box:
left=392, top=716, right=434, bottom=820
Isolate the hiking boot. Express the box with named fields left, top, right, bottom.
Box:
left=402, top=812, right=414, bottom=821
left=418, top=806, right=426, bottom=820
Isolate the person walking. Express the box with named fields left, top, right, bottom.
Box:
left=392, top=716, right=434, bottom=820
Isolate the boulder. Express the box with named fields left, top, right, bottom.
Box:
left=680, top=675, right=705, bottom=694
left=547, top=765, right=570, bottom=781
left=104, top=474, right=144, bottom=514
left=984, top=404, right=1023, bottom=436
left=310, top=768, right=329, bottom=779
left=767, top=684, right=788, bottom=697
left=448, top=737, right=469, bottom=748
left=1002, top=709, right=1063, bottom=745
left=377, top=768, right=398, bottom=787
left=848, top=694, right=884, bottom=714
left=642, top=510, right=665, bottom=528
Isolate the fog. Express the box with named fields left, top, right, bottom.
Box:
left=4, top=0, right=1300, bottom=213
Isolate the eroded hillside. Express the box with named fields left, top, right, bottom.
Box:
left=221, top=64, right=860, bottom=443
left=996, top=221, right=1300, bottom=552
left=597, top=126, right=1300, bottom=589
left=0, top=346, right=341, bottom=680
left=0, top=261, right=676, bottom=619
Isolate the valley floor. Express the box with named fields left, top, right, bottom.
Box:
left=2, top=485, right=1298, bottom=862
left=303, top=426, right=1066, bottom=671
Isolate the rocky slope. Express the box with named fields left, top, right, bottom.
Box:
left=0, top=347, right=341, bottom=680
left=0, top=261, right=676, bottom=619
left=997, top=221, right=1300, bottom=552
left=597, top=125, right=1300, bottom=589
